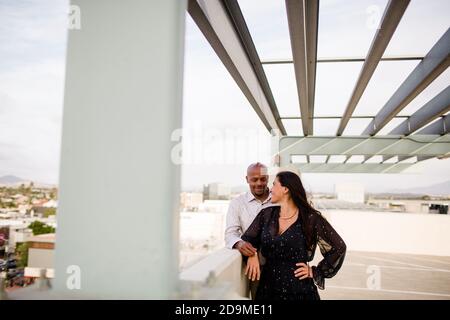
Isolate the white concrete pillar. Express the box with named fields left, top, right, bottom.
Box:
left=54, top=0, right=186, bottom=298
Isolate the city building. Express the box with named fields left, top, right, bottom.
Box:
left=335, top=183, right=365, bottom=203
left=24, top=233, right=55, bottom=279
left=180, top=192, right=203, bottom=211
left=203, top=183, right=231, bottom=200
left=9, top=225, right=33, bottom=249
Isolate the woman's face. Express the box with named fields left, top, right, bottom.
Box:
left=271, top=177, right=287, bottom=203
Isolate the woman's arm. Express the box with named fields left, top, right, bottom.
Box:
left=241, top=210, right=266, bottom=280
left=311, top=214, right=347, bottom=290
left=245, top=253, right=261, bottom=281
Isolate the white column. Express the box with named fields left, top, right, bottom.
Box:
left=54, top=0, right=186, bottom=298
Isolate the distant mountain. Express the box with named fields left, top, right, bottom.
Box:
left=0, top=175, right=56, bottom=188
left=0, top=175, right=27, bottom=184
left=389, top=180, right=450, bottom=196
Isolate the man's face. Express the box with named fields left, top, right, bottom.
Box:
left=246, top=167, right=268, bottom=196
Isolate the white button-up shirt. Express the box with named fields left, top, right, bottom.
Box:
left=225, top=191, right=277, bottom=249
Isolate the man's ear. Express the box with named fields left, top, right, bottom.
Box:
left=245, top=176, right=249, bottom=183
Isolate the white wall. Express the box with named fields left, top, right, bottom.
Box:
left=28, top=248, right=54, bottom=269
left=179, top=248, right=246, bottom=299
left=325, top=210, right=450, bottom=256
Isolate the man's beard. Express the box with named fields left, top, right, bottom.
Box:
left=254, top=187, right=266, bottom=195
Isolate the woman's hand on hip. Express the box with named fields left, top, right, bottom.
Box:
left=294, top=262, right=313, bottom=280
left=245, top=253, right=260, bottom=281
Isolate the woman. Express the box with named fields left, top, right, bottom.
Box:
left=241, top=171, right=346, bottom=300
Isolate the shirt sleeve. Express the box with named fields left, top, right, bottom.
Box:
left=240, top=210, right=264, bottom=250
left=224, top=199, right=243, bottom=249
left=311, top=214, right=347, bottom=290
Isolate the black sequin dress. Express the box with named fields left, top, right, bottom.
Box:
left=241, top=206, right=346, bottom=300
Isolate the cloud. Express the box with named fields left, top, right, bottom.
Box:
left=0, top=0, right=69, bottom=67
left=0, top=0, right=68, bottom=184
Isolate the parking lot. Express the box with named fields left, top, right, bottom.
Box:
left=317, top=250, right=450, bottom=300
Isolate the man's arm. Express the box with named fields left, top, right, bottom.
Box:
left=224, top=199, right=243, bottom=249
left=234, top=240, right=257, bottom=257
left=225, top=199, right=257, bottom=256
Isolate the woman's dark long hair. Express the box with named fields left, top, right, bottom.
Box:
left=276, top=171, right=321, bottom=250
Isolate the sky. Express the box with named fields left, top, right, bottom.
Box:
left=0, top=0, right=67, bottom=183
left=0, top=0, right=449, bottom=193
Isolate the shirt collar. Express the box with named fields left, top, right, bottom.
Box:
left=246, top=190, right=272, bottom=204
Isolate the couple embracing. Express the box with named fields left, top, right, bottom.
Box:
left=225, top=163, right=346, bottom=300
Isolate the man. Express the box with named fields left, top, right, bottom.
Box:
left=225, top=162, right=277, bottom=298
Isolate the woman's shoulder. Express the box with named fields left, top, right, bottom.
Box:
left=257, top=205, right=280, bottom=219
left=309, top=210, right=328, bottom=227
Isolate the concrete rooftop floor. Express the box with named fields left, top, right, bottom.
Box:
left=317, top=250, right=450, bottom=300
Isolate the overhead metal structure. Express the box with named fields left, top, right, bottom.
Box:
left=417, top=114, right=450, bottom=135
left=362, top=28, right=450, bottom=136
left=381, top=87, right=450, bottom=162
left=261, top=55, right=424, bottom=64
left=187, top=0, right=286, bottom=135
left=278, top=135, right=450, bottom=159
left=337, top=0, right=410, bottom=136
left=290, top=163, right=414, bottom=174
left=285, top=0, right=319, bottom=136
left=188, top=0, right=450, bottom=173
left=389, top=87, right=450, bottom=135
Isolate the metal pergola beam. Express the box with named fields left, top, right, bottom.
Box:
left=417, top=156, right=435, bottom=162
left=221, top=0, right=286, bottom=135
left=278, top=135, right=450, bottom=166
left=188, top=0, right=285, bottom=134
left=392, top=134, right=449, bottom=163
left=337, top=0, right=410, bottom=136
left=305, top=0, right=319, bottom=136
left=362, top=28, right=450, bottom=136
left=281, top=115, right=410, bottom=120
left=286, top=0, right=319, bottom=136
left=397, top=155, right=416, bottom=162
left=261, top=56, right=424, bottom=64
left=289, top=163, right=414, bottom=173
left=382, top=91, right=449, bottom=163
left=417, top=114, right=450, bottom=135
left=387, top=126, right=449, bottom=166
left=390, top=86, right=450, bottom=135
left=396, top=155, right=436, bottom=162
left=395, top=155, right=434, bottom=163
